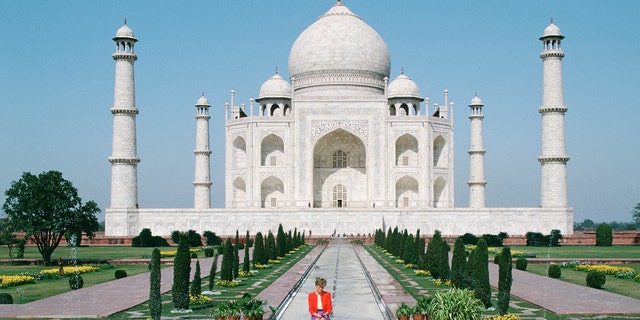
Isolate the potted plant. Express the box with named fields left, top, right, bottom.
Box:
left=241, top=298, right=267, bottom=320
left=396, top=302, right=412, bottom=320
left=414, top=296, right=432, bottom=320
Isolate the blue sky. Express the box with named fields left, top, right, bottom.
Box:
left=1, top=1, right=638, bottom=224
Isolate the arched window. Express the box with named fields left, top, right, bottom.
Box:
left=333, top=150, right=348, bottom=168
left=333, top=184, right=347, bottom=207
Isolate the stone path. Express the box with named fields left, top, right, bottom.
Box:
left=1, top=245, right=640, bottom=318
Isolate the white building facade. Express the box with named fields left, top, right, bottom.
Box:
left=105, top=2, right=573, bottom=237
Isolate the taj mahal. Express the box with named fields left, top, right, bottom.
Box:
left=105, top=1, right=573, bottom=237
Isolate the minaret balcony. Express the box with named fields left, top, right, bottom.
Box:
left=537, top=156, right=570, bottom=164
left=109, top=157, right=140, bottom=164
left=112, top=52, right=138, bottom=60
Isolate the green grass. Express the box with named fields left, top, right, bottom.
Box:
left=112, top=244, right=314, bottom=319
left=526, top=263, right=640, bottom=300
left=0, top=264, right=153, bottom=304
left=501, top=245, right=640, bottom=259
left=365, top=244, right=640, bottom=320
left=1, top=245, right=161, bottom=261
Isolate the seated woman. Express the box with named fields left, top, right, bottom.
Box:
left=308, top=277, right=332, bottom=320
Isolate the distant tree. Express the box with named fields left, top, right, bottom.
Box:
left=413, top=229, right=422, bottom=264
left=460, top=233, right=478, bottom=245
left=149, top=248, right=162, bottom=320
left=451, top=237, right=467, bottom=288
left=0, top=231, right=17, bottom=264
left=233, top=230, right=240, bottom=279
left=497, top=247, right=513, bottom=315
left=172, top=233, right=191, bottom=310
left=595, top=223, right=613, bottom=246
left=203, top=231, right=222, bottom=246
left=190, top=260, right=202, bottom=297
left=187, top=230, right=203, bottom=247
left=208, top=253, right=219, bottom=291
left=574, top=219, right=597, bottom=230
left=549, top=229, right=563, bottom=246
left=3, top=171, right=100, bottom=265
left=632, top=203, right=640, bottom=225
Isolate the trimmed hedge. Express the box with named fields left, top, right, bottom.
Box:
left=548, top=264, right=561, bottom=279
left=0, top=293, right=13, bottom=304
left=69, top=274, right=84, bottom=290
left=115, top=269, right=128, bottom=279
left=515, top=258, right=528, bottom=271
left=586, top=271, right=606, bottom=289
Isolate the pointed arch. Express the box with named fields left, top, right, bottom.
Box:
left=261, top=176, right=284, bottom=208
left=396, top=175, right=418, bottom=208
left=433, top=176, right=447, bottom=208
left=396, top=134, right=418, bottom=166
left=233, top=136, right=247, bottom=168
left=433, top=135, right=447, bottom=167
left=233, top=177, right=246, bottom=207
left=261, top=134, right=284, bottom=166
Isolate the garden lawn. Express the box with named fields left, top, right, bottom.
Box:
left=526, top=263, right=640, bottom=300
left=364, top=244, right=640, bottom=320
left=112, top=244, right=314, bottom=319
left=0, top=246, right=161, bottom=261
left=0, top=264, right=152, bottom=304
left=502, top=245, right=640, bottom=259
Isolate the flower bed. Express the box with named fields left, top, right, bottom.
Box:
left=40, top=265, right=100, bottom=277
left=215, top=280, right=239, bottom=287
left=0, top=275, right=36, bottom=288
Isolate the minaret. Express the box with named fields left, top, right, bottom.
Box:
left=468, top=95, right=487, bottom=208
left=539, top=19, right=569, bottom=208
left=193, top=95, right=212, bottom=209
left=109, top=20, right=140, bottom=209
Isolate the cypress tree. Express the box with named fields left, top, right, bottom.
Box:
left=474, top=238, right=492, bottom=308
left=438, top=237, right=451, bottom=281
left=276, top=224, right=286, bottom=257
left=403, top=234, right=415, bottom=264
left=208, top=253, right=218, bottom=291
left=172, top=233, right=191, bottom=310
left=190, top=260, right=202, bottom=296
left=221, top=238, right=233, bottom=281
left=253, top=232, right=264, bottom=265
left=266, top=231, right=277, bottom=260
left=426, top=230, right=442, bottom=279
left=149, top=248, right=161, bottom=320
left=497, top=247, right=513, bottom=315
left=413, top=229, right=421, bottom=264
left=384, top=227, right=392, bottom=251
left=451, top=237, right=466, bottom=288
left=233, top=242, right=240, bottom=279
left=243, top=231, right=251, bottom=273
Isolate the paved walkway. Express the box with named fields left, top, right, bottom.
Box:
left=1, top=245, right=640, bottom=318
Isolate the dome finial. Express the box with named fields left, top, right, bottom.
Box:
left=124, top=17, right=127, bottom=25
left=401, top=66, right=404, bottom=75
left=336, top=0, right=343, bottom=5
left=275, top=66, right=279, bottom=74
left=550, top=17, right=554, bottom=24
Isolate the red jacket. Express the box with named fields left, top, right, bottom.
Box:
left=308, top=291, right=332, bottom=315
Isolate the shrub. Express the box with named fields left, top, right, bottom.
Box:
left=204, top=248, right=215, bottom=257
left=69, top=274, right=84, bottom=290
left=525, top=232, right=548, bottom=246
left=586, top=271, right=606, bottom=289
left=515, top=258, right=528, bottom=271
left=0, top=292, right=13, bottom=304
left=595, top=224, right=613, bottom=246
left=237, top=242, right=245, bottom=250
left=427, top=288, right=484, bottom=320
left=114, top=269, right=128, bottom=279
left=203, top=231, right=223, bottom=246
left=482, top=234, right=504, bottom=247
left=191, top=253, right=198, bottom=259
left=548, top=264, right=561, bottom=278
left=461, top=233, right=478, bottom=245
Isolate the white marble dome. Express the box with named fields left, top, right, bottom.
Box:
left=258, top=73, right=292, bottom=99
left=542, top=22, right=563, bottom=38
left=387, top=74, right=421, bottom=99
left=288, top=2, right=390, bottom=88
left=196, top=95, right=210, bottom=106
left=470, top=95, right=483, bottom=106
left=115, top=23, right=136, bottom=39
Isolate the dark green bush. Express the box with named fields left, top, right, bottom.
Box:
left=204, top=248, right=214, bottom=257
left=526, top=232, right=548, bottom=246
left=114, top=269, right=128, bottom=279
left=515, top=258, right=528, bottom=271
left=481, top=234, right=504, bottom=247
left=548, top=264, right=561, bottom=278
left=190, top=253, right=198, bottom=259
left=216, top=245, right=224, bottom=255
left=586, top=271, right=606, bottom=289
left=69, top=274, right=84, bottom=290
left=237, top=242, right=245, bottom=250
left=595, top=223, right=613, bottom=246
left=493, top=253, right=501, bottom=265
left=0, top=292, right=13, bottom=304
left=460, top=233, right=478, bottom=245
